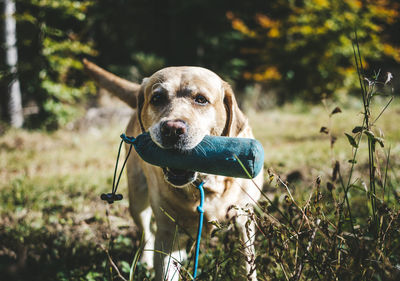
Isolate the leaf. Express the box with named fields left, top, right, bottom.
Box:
left=268, top=174, right=274, bottom=183
left=120, top=260, right=131, bottom=274
left=327, top=182, right=335, bottom=192
left=330, top=106, right=342, bottom=115
left=332, top=161, right=340, bottom=181
left=385, top=72, right=393, bottom=84
left=320, top=126, right=329, bottom=134
left=209, top=219, right=222, bottom=229
left=284, top=195, right=292, bottom=205
left=330, top=136, right=337, bottom=147
left=371, top=92, right=389, bottom=97
left=352, top=126, right=363, bottom=133
left=375, top=137, right=384, bottom=148
left=345, top=133, right=358, bottom=148
left=364, top=130, right=375, bottom=139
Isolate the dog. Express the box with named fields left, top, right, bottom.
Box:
left=84, top=59, right=263, bottom=281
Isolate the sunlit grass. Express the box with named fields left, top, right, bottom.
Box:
left=0, top=99, right=399, bottom=280
left=251, top=99, right=400, bottom=183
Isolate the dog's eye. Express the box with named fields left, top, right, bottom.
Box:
left=150, top=93, right=166, bottom=106
left=194, top=94, right=209, bottom=105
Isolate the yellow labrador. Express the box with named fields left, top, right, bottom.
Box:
left=84, top=60, right=263, bottom=281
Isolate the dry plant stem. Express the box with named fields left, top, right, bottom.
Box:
left=306, top=219, right=321, bottom=252
left=338, top=151, right=358, bottom=235
left=276, top=176, right=312, bottom=229
left=276, top=252, right=290, bottom=281
left=293, top=219, right=321, bottom=281
left=246, top=177, right=297, bottom=236
left=334, top=121, right=361, bottom=266
left=294, top=262, right=304, bottom=281
left=379, top=215, right=396, bottom=260
left=248, top=211, right=267, bottom=237
left=237, top=159, right=303, bottom=238
left=198, top=250, right=236, bottom=279
left=372, top=96, right=394, bottom=125
left=164, top=225, right=179, bottom=281
left=321, top=99, right=336, bottom=164
left=129, top=233, right=144, bottom=281
left=143, top=249, right=193, bottom=280
left=103, top=205, right=123, bottom=280
left=100, top=244, right=128, bottom=281
left=239, top=184, right=281, bottom=235
left=293, top=216, right=306, bottom=274
left=382, top=146, right=391, bottom=201
left=368, top=134, right=378, bottom=233
left=322, top=96, right=362, bottom=264
left=353, top=33, right=379, bottom=234
left=338, top=40, right=372, bottom=236
left=251, top=176, right=322, bottom=280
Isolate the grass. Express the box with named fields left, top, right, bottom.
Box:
left=252, top=99, right=400, bottom=182
left=0, top=123, right=144, bottom=280
left=1, top=96, right=399, bottom=280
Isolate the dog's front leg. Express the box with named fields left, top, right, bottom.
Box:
left=154, top=227, right=187, bottom=281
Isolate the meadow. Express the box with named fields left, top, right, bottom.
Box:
left=1, top=96, right=399, bottom=280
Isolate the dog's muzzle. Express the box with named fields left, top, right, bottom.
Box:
left=158, top=120, right=198, bottom=186
left=160, top=119, right=189, bottom=150
left=163, top=167, right=197, bottom=186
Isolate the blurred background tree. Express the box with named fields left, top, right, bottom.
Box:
left=1, top=0, right=96, bottom=129
left=0, top=0, right=399, bottom=128
left=3, top=0, right=24, bottom=128
left=226, top=0, right=400, bottom=103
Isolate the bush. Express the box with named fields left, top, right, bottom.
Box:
left=227, top=0, right=400, bottom=102
left=16, top=0, right=96, bottom=128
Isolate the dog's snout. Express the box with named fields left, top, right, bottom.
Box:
left=161, top=120, right=187, bottom=137
left=160, top=120, right=188, bottom=147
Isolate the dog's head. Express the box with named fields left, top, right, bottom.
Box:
left=137, top=67, right=247, bottom=187
left=82, top=60, right=247, bottom=187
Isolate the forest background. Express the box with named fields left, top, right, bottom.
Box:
left=1, top=0, right=399, bottom=127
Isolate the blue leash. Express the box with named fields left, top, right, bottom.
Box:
left=193, top=181, right=205, bottom=279
left=102, top=133, right=205, bottom=279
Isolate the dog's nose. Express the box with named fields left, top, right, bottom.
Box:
left=160, top=120, right=188, bottom=146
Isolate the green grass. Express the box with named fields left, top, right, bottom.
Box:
left=0, top=124, right=145, bottom=280
left=1, top=99, right=399, bottom=280
left=251, top=99, right=400, bottom=185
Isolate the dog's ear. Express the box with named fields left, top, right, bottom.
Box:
left=222, top=81, right=248, bottom=137
left=137, top=78, right=149, bottom=132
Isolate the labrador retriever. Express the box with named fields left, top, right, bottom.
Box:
left=83, top=59, right=263, bottom=281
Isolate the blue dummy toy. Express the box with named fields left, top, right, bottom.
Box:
left=101, top=132, right=264, bottom=204
left=125, top=132, right=264, bottom=179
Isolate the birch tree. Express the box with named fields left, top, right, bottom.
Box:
left=4, top=0, right=23, bottom=128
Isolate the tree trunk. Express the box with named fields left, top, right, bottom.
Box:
left=4, top=0, right=23, bottom=128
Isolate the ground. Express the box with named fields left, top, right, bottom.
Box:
left=1, top=98, right=399, bottom=280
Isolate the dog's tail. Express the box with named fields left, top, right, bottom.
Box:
left=83, top=59, right=140, bottom=108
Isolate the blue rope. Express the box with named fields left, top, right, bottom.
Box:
left=193, top=181, right=205, bottom=279
left=120, top=133, right=136, bottom=145
left=101, top=134, right=135, bottom=204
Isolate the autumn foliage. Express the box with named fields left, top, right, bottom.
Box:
left=227, top=0, right=400, bottom=101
